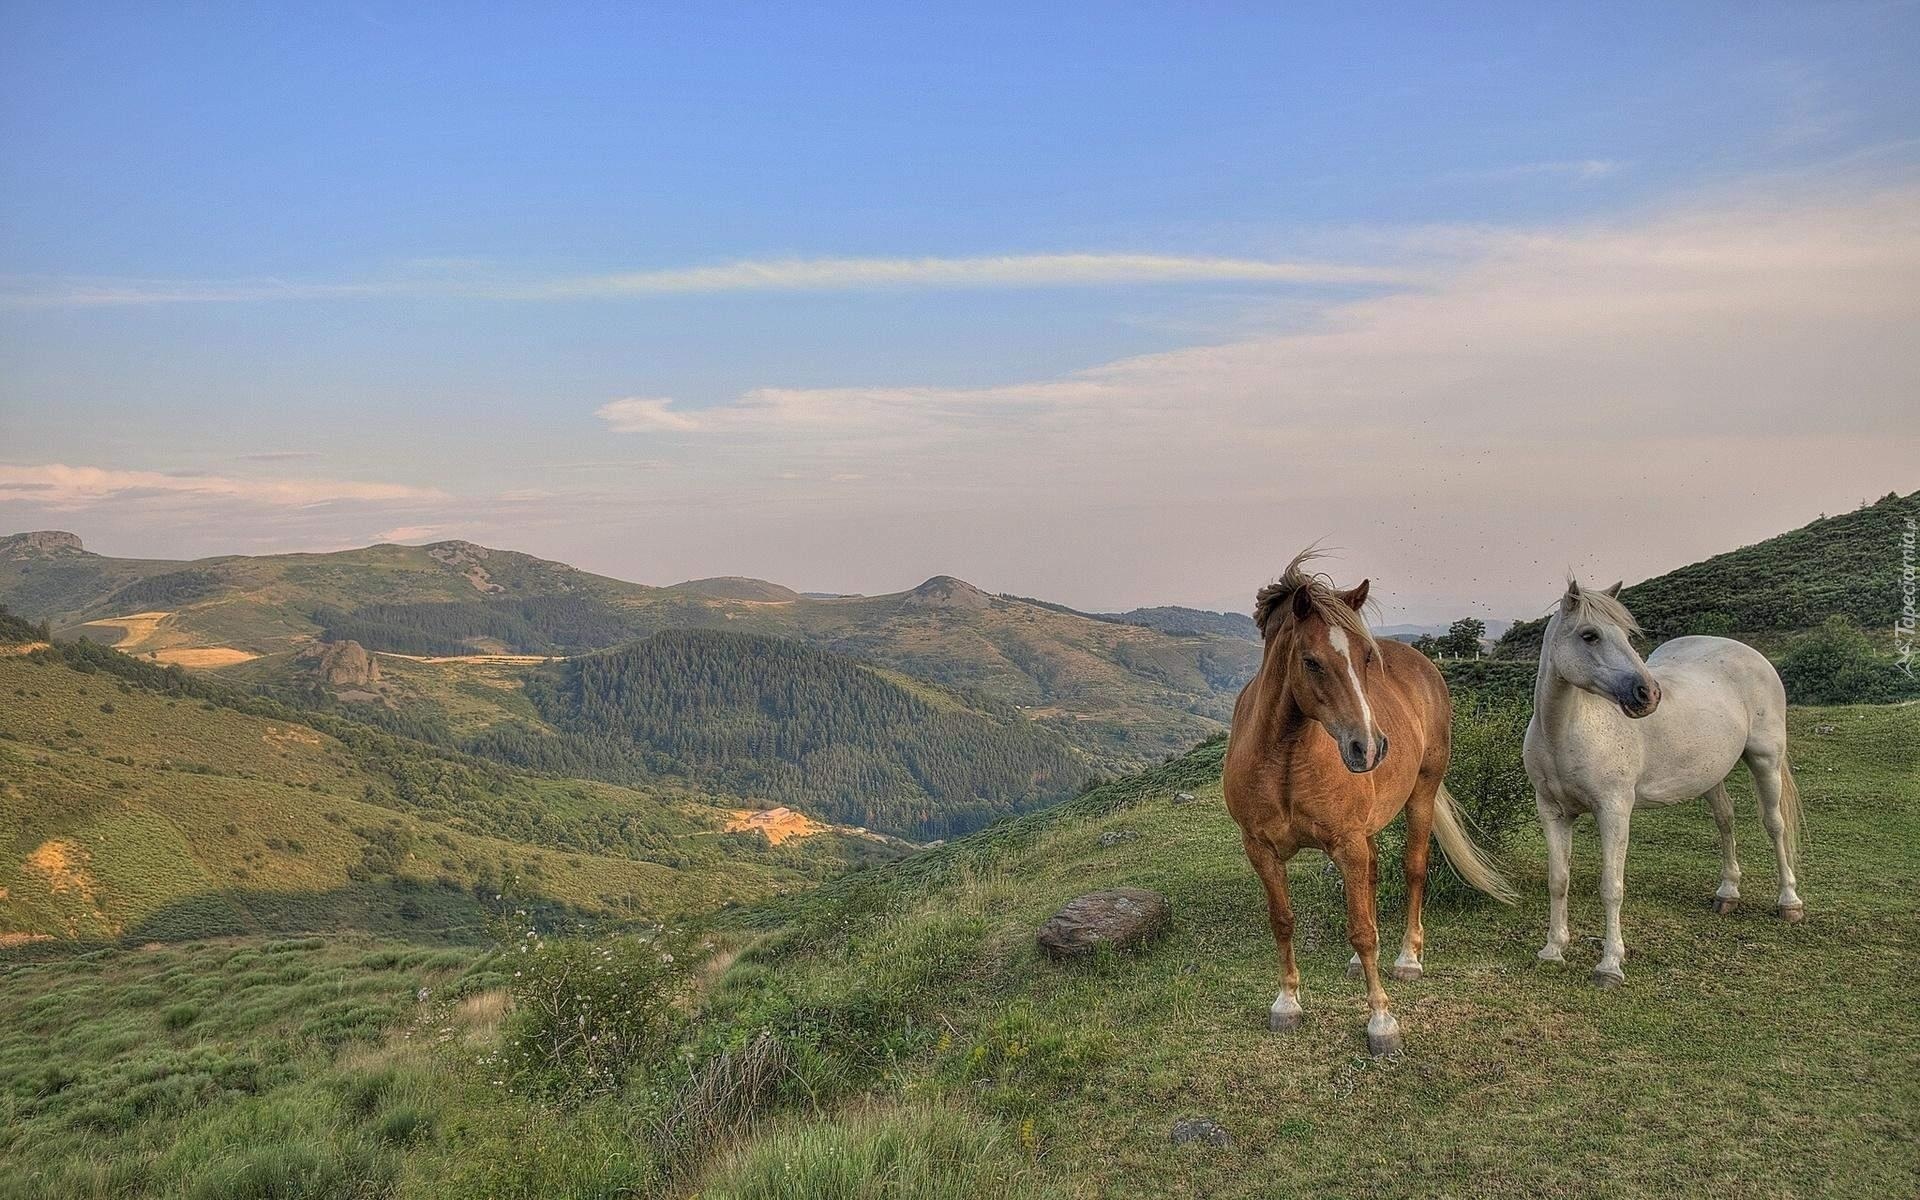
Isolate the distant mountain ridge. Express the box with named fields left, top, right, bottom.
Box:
left=0, top=532, right=1261, bottom=775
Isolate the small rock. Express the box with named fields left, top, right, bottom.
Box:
left=1170, top=1116, right=1232, bottom=1148
left=416, top=988, right=431, bottom=1004
left=1813, top=723, right=1837, bottom=735
left=1172, top=791, right=1198, bottom=805
left=1036, top=887, right=1171, bottom=960
left=1099, top=829, right=1140, bottom=847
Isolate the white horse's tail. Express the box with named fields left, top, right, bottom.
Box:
left=1778, top=754, right=1803, bottom=871
left=1432, top=783, right=1518, bottom=905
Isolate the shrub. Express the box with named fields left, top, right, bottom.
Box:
left=497, top=929, right=697, bottom=1098
left=1320, top=694, right=1534, bottom=912
left=1779, top=615, right=1918, bottom=704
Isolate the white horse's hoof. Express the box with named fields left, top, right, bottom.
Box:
left=1778, top=903, right=1805, bottom=924
left=1711, top=897, right=1738, bottom=916
left=1537, top=946, right=1566, bottom=965
left=1390, top=961, right=1423, bottom=983
left=1366, top=1012, right=1402, bottom=1057
left=1590, top=967, right=1625, bottom=989
left=1346, top=956, right=1364, bottom=979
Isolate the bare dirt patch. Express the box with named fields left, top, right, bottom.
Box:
left=77, top=610, right=173, bottom=650
left=263, top=725, right=323, bottom=749
left=0, top=641, right=50, bottom=657
left=151, top=647, right=258, bottom=668
left=0, top=932, right=54, bottom=949
left=22, top=838, right=116, bottom=935
left=723, top=806, right=829, bottom=846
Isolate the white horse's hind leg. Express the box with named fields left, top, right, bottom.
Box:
left=1536, top=794, right=1574, bottom=964
left=1705, top=782, right=1741, bottom=915
left=1591, top=802, right=1632, bottom=987
left=1749, top=748, right=1804, bottom=920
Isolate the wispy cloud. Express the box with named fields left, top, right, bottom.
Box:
left=0, top=253, right=1413, bottom=309
left=236, top=450, right=323, bottom=462
left=0, top=463, right=445, bottom=509
left=373, top=525, right=443, bottom=543
left=1442, top=158, right=1622, bottom=183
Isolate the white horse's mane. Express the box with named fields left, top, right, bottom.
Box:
left=1562, top=580, right=1643, bottom=638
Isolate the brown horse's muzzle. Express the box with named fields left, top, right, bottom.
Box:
left=1335, top=729, right=1388, bottom=773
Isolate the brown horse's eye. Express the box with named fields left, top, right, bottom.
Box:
left=1303, top=657, right=1323, bottom=673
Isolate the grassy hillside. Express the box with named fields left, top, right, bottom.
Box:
left=1496, top=490, right=1917, bottom=658
left=683, top=702, right=1919, bottom=1198
left=3, top=703, right=1910, bottom=1198
left=0, top=648, right=890, bottom=945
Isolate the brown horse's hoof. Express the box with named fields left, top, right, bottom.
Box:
left=1389, top=961, right=1423, bottom=983
left=1591, top=968, right=1625, bottom=990
left=1711, top=897, right=1739, bottom=916
left=1269, top=1005, right=1303, bottom=1033
left=1366, top=1021, right=1403, bottom=1058
left=1778, top=904, right=1805, bottom=924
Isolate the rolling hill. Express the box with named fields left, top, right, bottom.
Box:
left=0, top=534, right=1262, bottom=773
left=0, top=633, right=898, bottom=946
left=1494, top=489, right=1917, bottom=658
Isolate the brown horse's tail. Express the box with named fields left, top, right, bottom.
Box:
left=1432, top=783, right=1518, bottom=905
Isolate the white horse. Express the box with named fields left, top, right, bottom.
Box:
left=1522, top=580, right=1804, bottom=987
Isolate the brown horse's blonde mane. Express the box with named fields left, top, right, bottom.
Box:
left=1253, top=549, right=1376, bottom=648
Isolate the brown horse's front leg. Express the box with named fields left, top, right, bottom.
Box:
left=1244, top=837, right=1302, bottom=1031
left=1332, top=837, right=1401, bottom=1055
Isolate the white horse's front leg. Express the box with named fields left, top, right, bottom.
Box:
left=1592, top=801, right=1632, bottom=988
left=1536, top=794, right=1574, bottom=964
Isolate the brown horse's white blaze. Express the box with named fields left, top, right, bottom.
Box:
left=1225, top=550, right=1515, bottom=1056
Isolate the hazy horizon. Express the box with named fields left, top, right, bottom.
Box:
left=4, top=6, right=1917, bottom=623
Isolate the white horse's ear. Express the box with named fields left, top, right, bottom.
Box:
left=1562, top=578, right=1582, bottom=610
left=1339, top=579, right=1370, bottom=611
left=1603, top=581, right=1623, bottom=598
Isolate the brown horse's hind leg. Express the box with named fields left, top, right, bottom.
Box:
left=1394, top=778, right=1437, bottom=981
left=1331, top=837, right=1400, bottom=1055
left=1244, top=837, right=1303, bottom=1032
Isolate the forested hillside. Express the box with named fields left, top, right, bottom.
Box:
left=501, top=630, right=1090, bottom=839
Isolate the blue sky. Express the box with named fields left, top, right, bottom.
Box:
left=3, top=3, right=1917, bottom=620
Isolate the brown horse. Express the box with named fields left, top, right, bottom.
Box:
left=1224, top=552, right=1514, bottom=1055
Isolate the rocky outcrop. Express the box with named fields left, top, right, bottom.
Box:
left=902, top=575, right=993, bottom=612
left=1036, top=887, right=1170, bottom=960
left=301, top=639, right=381, bottom=689
left=1, top=531, right=86, bottom=559
left=427, top=541, right=506, bottom=594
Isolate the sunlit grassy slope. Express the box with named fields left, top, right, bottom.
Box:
left=701, top=703, right=1918, bottom=1198
left=0, top=654, right=874, bottom=943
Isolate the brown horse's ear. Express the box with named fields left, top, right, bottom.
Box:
left=1603, top=581, right=1623, bottom=599
left=1292, top=584, right=1316, bottom=619
left=1339, top=579, right=1369, bottom=611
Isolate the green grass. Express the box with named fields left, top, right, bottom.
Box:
left=1, top=704, right=1911, bottom=1197
left=0, top=936, right=485, bottom=1199
left=684, top=703, right=1919, bottom=1198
